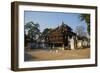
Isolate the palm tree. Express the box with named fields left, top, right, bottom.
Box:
left=80, top=14, right=90, bottom=35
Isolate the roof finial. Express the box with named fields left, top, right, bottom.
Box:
left=58, top=23, right=59, bottom=29
left=62, top=21, right=64, bottom=25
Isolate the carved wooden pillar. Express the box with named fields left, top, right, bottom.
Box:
left=62, top=44, right=64, bottom=50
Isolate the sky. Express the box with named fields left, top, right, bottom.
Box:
left=24, top=11, right=88, bottom=33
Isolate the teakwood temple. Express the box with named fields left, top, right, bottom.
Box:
left=25, top=22, right=90, bottom=50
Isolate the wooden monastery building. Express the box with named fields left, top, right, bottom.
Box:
left=25, top=22, right=90, bottom=50
left=44, top=22, right=77, bottom=50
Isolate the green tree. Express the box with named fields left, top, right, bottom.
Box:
left=79, top=14, right=90, bottom=35
left=25, top=21, right=40, bottom=40
left=42, top=28, right=52, bottom=36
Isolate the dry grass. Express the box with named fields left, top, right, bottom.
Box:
left=24, top=48, right=90, bottom=61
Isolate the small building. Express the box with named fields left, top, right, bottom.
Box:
left=76, top=36, right=90, bottom=49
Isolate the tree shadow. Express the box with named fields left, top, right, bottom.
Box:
left=24, top=52, right=38, bottom=61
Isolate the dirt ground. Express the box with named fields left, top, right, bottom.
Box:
left=24, top=48, right=90, bottom=61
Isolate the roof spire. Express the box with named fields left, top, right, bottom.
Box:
left=57, top=21, right=60, bottom=29
left=62, top=21, right=64, bottom=25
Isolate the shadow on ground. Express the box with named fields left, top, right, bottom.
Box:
left=24, top=52, right=38, bottom=61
